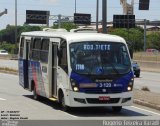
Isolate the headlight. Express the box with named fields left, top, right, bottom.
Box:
left=127, top=86, right=132, bottom=91
left=73, top=87, right=79, bottom=92
left=127, top=78, right=134, bottom=91
left=71, top=79, right=79, bottom=92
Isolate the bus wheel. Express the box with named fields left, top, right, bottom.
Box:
left=60, top=93, right=70, bottom=112
left=33, top=85, right=39, bottom=100
left=112, top=106, right=122, bottom=112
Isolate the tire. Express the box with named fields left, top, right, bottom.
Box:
left=60, top=93, right=70, bottom=112
left=136, top=74, right=140, bottom=78
left=112, top=106, right=122, bottom=112
left=33, top=85, right=39, bottom=100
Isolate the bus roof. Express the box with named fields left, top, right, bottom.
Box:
left=21, top=31, right=126, bottom=44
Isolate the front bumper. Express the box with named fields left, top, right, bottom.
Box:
left=65, top=90, right=133, bottom=107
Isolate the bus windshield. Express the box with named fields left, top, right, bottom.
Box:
left=70, top=41, right=131, bottom=75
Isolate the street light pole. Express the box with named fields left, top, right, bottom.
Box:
left=96, top=0, right=99, bottom=32
left=58, top=14, right=61, bottom=28
left=75, top=0, right=77, bottom=13
left=0, top=9, right=7, bottom=17
left=144, top=19, right=147, bottom=51
left=102, top=0, right=107, bottom=33
left=15, top=0, right=17, bottom=51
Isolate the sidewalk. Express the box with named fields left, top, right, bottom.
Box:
left=134, top=89, right=160, bottom=111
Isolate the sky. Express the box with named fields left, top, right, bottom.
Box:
left=0, top=0, right=160, bottom=30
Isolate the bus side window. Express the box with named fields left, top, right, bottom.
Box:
left=40, top=39, right=49, bottom=63
left=31, top=38, right=41, bottom=61
left=29, top=38, right=34, bottom=59
left=58, top=41, right=68, bottom=73
left=19, top=37, right=24, bottom=58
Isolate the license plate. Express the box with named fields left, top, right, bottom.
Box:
left=99, top=96, right=110, bottom=101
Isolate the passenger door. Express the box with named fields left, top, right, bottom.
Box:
left=19, top=37, right=31, bottom=89
left=48, top=38, right=60, bottom=98
left=40, top=39, right=50, bottom=97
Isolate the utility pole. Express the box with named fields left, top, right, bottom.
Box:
left=15, top=0, right=18, bottom=52
left=58, top=14, right=61, bottom=28
left=102, top=0, right=107, bottom=33
left=47, top=11, right=50, bottom=27
left=75, top=0, right=77, bottom=13
left=0, top=9, right=7, bottom=44
left=144, top=19, right=147, bottom=51
left=96, top=0, right=99, bottom=32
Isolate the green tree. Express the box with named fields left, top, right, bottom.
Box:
left=52, top=22, right=77, bottom=31
left=109, top=27, right=144, bottom=51
left=147, top=32, right=160, bottom=50
left=0, top=42, right=16, bottom=54
left=0, top=25, right=41, bottom=44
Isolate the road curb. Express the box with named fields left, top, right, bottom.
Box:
left=134, top=99, right=160, bottom=111
left=0, top=70, right=18, bottom=75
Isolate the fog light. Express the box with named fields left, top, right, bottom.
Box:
left=73, top=87, right=79, bottom=92
left=74, top=98, right=86, bottom=104
left=122, top=97, right=131, bottom=103
left=127, top=86, right=132, bottom=91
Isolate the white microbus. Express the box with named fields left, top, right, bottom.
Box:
left=19, top=29, right=134, bottom=112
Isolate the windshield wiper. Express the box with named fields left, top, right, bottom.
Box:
left=105, top=60, right=120, bottom=75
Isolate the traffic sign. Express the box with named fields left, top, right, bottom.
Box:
left=139, top=0, right=150, bottom=10
left=74, top=13, right=91, bottom=25
left=26, top=10, right=50, bottom=24
left=113, top=15, right=135, bottom=28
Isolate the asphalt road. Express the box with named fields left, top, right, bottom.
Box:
left=0, top=73, right=160, bottom=122
left=134, top=71, right=160, bottom=93
left=0, top=59, right=160, bottom=92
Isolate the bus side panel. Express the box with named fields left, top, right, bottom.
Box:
left=19, top=59, right=28, bottom=88
left=28, top=60, right=33, bottom=91
left=40, top=63, right=50, bottom=98
left=29, top=60, right=47, bottom=97
left=19, top=59, right=24, bottom=87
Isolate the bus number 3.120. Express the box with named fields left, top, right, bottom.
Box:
left=99, top=83, right=112, bottom=88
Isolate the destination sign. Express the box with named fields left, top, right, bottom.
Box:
left=83, top=44, right=111, bottom=51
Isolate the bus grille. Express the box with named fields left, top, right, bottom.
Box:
left=83, top=88, right=122, bottom=94
left=86, top=98, right=120, bottom=104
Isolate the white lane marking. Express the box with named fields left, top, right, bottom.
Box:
left=0, top=98, right=6, bottom=101
left=131, top=106, right=160, bottom=116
